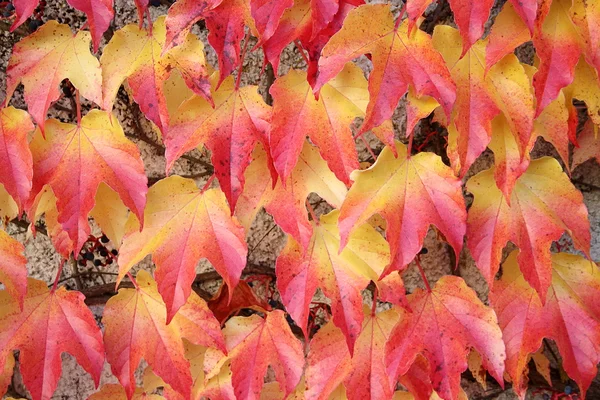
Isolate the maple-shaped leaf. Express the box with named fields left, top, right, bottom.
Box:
left=223, top=310, right=305, bottom=400
left=250, top=0, right=294, bottom=43
left=164, top=0, right=223, bottom=50
left=28, top=110, right=147, bottom=256
left=485, top=1, right=532, bottom=72
left=66, top=0, right=115, bottom=52
left=270, top=63, right=368, bottom=184
left=165, top=72, right=270, bottom=210
left=236, top=141, right=347, bottom=251
left=338, top=141, right=466, bottom=275
left=491, top=251, right=600, bottom=398
left=208, top=281, right=271, bottom=324
left=117, top=176, right=247, bottom=321
left=276, top=209, right=388, bottom=351
left=433, top=26, right=534, bottom=179
left=386, top=276, right=506, bottom=400
left=103, top=270, right=225, bottom=400
left=89, top=384, right=165, bottom=400
left=0, top=107, right=33, bottom=214
left=406, top=0, right=494, bottom=54
left=0, top=229, right=27, bottom=309
left=0, top=278, right=104, bottom=400
left=466, top=158, right=590, bottom=300
left=315, top=4, right=455, bottom=134
left=5, top=21, right=102, bottom=130
left=573, top=120, right=600, bottom=169
left=533, top=0, right=581, bottom=116
left=101, top=16, right=211, bottom=134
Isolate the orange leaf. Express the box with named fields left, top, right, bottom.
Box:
left=165, top=73, right=271, bottom=210
left=103, top=270, right=225, bottom=400
left=0, top=230, right=27, bottom=309
left=315, top=4, right=456, bottom=133
left=117, top=177, right=247, bottom=321
left=89, top=384, right=165, bottom=400
left=208, top=281, right=271, bottom=324
left=386, top=276, right=505, bottom=400
left=0, top=107, right=33, bottom=214
left=466, top=158, right=590, bottom=301
left=0, top=278, right=105, bottom=400
left=28, top=110, right=147, bottom=256
left=338, top=141, right=466, bottom=275
left=223, top=311, right=305, bottom=400
left=573, top=119, right=600, bottom=170
left=491, top=251, right=600, bottom=398
left=485, top=1, right=531, bottom=72
left=5, top=21, right=102, bottom=131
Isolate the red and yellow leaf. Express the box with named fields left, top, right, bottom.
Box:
left=117, top=176, right=247, bottom=321
left=0, top=229, right=27, bottom=309
left=0, top=278, right=105, bottom=400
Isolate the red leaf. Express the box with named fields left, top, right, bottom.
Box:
left=0, top=107, right=33, bottom=213
left=386, top=276, right=506, bottom=400
left=207, top=281, right=272, bottom=323
left=10, top=0, right=37, bottom=31
left=66, top=0, right=114, bottom=52
left=250, top=0, right=294, bottom=43
left=164, top=0, right=223, bottom=51
left=0, top=279, right=105, bottom=400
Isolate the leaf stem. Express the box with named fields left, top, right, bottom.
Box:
left=146, top=8, right=153, bottom=35
left=200, top=175, right=215, bottom=192
left=75, top=89, right=82, bottom=125
left=295, top=40, right=310, bottom=66
left=371, top=285, right=378, bottom=316
left=415, top=255, right=431, bottom=292
left=235, top=32, right=251, bottom=91
left=406, top=131, right=414, bottom=159
left=394, top=1, right=407, bottom=29
left=306, top=200, right=320, bottom=225
left=360, top=136, right=377, bottom=162
left=51, top=258, right=67, bottom=292
left=127, top=272, right=140, bottom=289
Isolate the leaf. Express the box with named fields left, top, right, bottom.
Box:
left=0, top=352, right=15, bottom=398
left=0, top=230, right=27, bottom=309
left=491, top=251, right=600, bottom=398
left=66, top=0, right=115, bottom=52
left=315, top=4, right=456, bottom=133
left=223, top=311, right=305, bottom=400
left=466, top=157, right=590, bottom=301
left=386, top=276, right=506, bottom=400
left=338, top=141, right=466, bottom=275
left=89, top=384, right=165, bottom=400
left=0, top=278, right=105, bottom=400
left=101, top=16, right=211, bottom=133
left=117, top=176, right=247, bottom=321
left=238, top=141, right=347, bottom=251
left=566, top=58, right=600, bottom=128
left=90, top=183, right=130, bottom=247
left=5, top=21, right=102, bottom=130
left=433, top=26, right=534, bottom=179
left=10, top=0, right=37, bottom=31
left=0, top=184, right=18, bottom=222
left=250, top=0, right=295, bottom=43
left=270, top=63, right=367, bottom=184
left=28, top=187, right=74, bottom=258
left=573, top=119, right=600, bottom=169
left=164, top=0, right=223, bottom=50
left=571, top=0, right=600, bottom=74
left=467, top=351, right=487, bottom=390
left=165, top=73, right=270, bottom=210
left=485, top=1, right=531, bottom=72
left=207, top=281, right=271, bottom=323
left=276, top=209, right=388, bottom=351
left=532, top=0, right=581, bottom=116
left=0, top=107, right=33, bottom=214
left=103, top=270, right=225, bottom=400
left=28, top=110, right=147, bottom=256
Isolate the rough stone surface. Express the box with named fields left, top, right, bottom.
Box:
left=1, top=0, right=599, bottom=399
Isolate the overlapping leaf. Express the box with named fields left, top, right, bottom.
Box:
left=270, top=63, right=368, bottom=184
left=250, top=0, right=294, bottom=43
left=0, top=278, right=105, bottom=400
left=276, top=210, right=391, bottom=351
left=466, top=157, right=590, bottom=300
left=223, top=311, right=304, bottom=400
left=236, top=142, right=347, bottom=251
left=573, top=120, right=600, bottom=169
left=338, top=141, right=466, bottom=275
left=386, top=276, right=506, bottom=400
left=28, top=110, right=147, bottom=256
left=163, top=0, right=224, bottom=50
left=66, top=0, right=115, bottom=51
left=103, top=270, right=225, bottom=400
left=315, top=4, right=456, bottom=133
left=117, top=176, right=247, bottom=321
left=165, top=72, right=271, bottom=210
left=491, top=251, right=600, bottom=398
left=0, top=107, right=33, bottom=213
left=0, top=229, right=27, bottom=308
left=101, top=16, right=211, bottom=133
left=5, top=21, right=102, bottom=130
left=485, top=1, right=531, bottom=71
